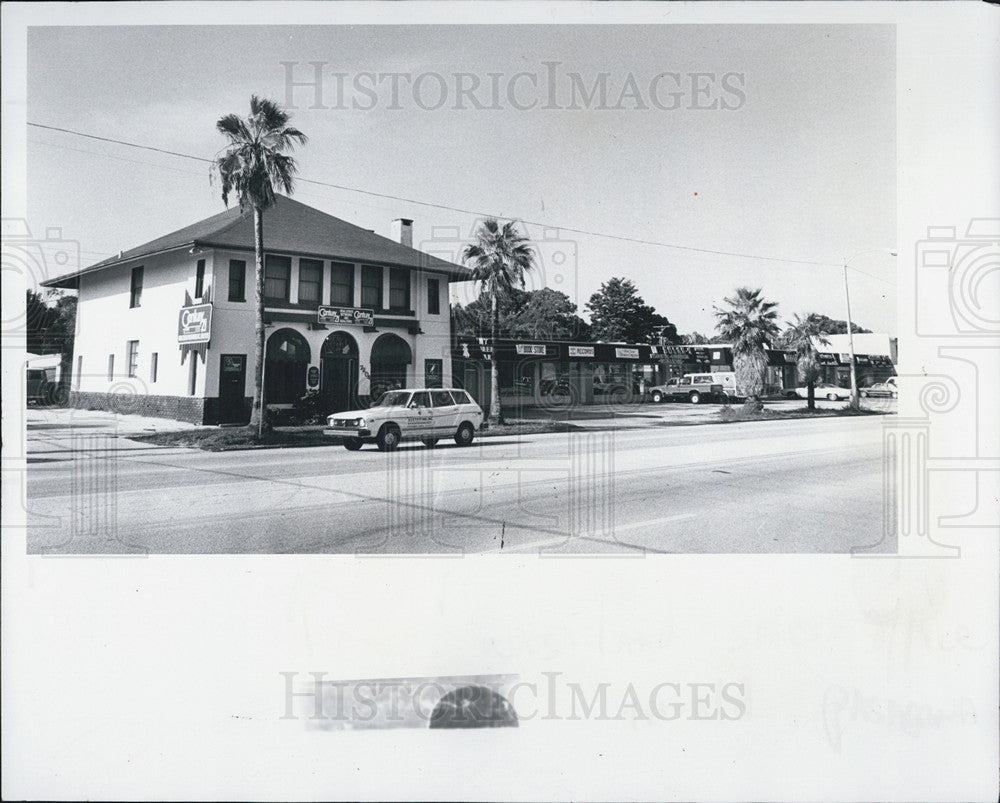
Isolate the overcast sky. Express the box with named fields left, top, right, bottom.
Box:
left=27, top=24, right=896, bottom=335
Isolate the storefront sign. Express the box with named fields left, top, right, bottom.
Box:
left=177, top=303, right=212, bottom=344
left=568, top=345, right=595, bottom=358
left=615, top=347, right=640, bottom=359
left=816, top=352, right=837, bottom=364
left=221, top=354, right=244, bottom=373
left=839, top=353, right=852, bottom=364
left=516, top=344, right=547, bottom=356
left=317, top=305, right=374, bottom=326
left=307, top=365, right=320, bottom=387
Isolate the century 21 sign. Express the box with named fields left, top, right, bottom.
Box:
left=177, top=303, right=213, bottom=344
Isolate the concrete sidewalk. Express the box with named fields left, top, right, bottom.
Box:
left=26, top=407, right=198, bottom=456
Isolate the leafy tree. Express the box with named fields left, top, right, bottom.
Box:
left=453, top=288, right=590, bottom=341
left=808, top=314, right=871, bottom=335
left=681, top=331, right=727, bottom=345
left=585, top=277, right=679, bottom=344
left=782, top=313, right=831, bottom=410
left=714, top=287, right=780, bottom=409
left=461, top=218, right=537, bottom=425
left=214, top=95, right=307, bottom=435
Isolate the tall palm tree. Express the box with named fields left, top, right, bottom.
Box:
left=714, top=287, right=780, bottom=410
left=783, top=312, right=831, bottom=410
left=461, top=218, right=537, bottom=425
left=214, top=95, right=307, bottom=436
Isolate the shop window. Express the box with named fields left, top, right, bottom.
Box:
left=389, top=268, right=410, bottom=310
left=228, top=259, right=246, bottom=302
left=298, top=258, right=323, bottom=305
left=330, top=262, right=354, bottom=306
left=129, top=266, right=143, bottom=308
left=194, top=259, right=206, bottom=299
left=126, top=340, right=139, bottom=378
left=427, top=277, right=440, bottom=315
left=264, top=255, right=291, bottom=303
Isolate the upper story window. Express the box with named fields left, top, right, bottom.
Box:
left=427, top=277, right=441, bottom=315
left=330, top=262, right=354, bottom=306
left=298, top=259, right=323, bottom=305
left=228, top=259, right=246, bottom=302
left=129, top=266, right=143, bottom=308
left=194, top=259, right=206, bottom=299
left=361, top=265, right=382, bottom=310
left=388, top=267, right=410, bottom=311
left=264, top=255, right=291, bottom=303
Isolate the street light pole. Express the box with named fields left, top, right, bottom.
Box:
left=842, top=249, right=897, bottom=411
left=842, top=258, right=860, bottom=410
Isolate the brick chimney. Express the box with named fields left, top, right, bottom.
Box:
left=391, top=218, right=413, bottom=248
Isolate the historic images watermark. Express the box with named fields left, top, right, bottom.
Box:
left=282, top=61, right=746, bottom=112
left=281, top=672, right=748, bottom=728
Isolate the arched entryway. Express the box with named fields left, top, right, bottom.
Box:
left=265, top=328, right=311, bottom=405
left=370, top=333, right=412, bottom=401
left=320, top=330, right=359, bottom=413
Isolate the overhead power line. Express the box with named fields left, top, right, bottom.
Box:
left=27, top=120, right=893, bottom=280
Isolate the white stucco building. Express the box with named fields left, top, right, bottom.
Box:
left=41, top=196, right=470, bottom=424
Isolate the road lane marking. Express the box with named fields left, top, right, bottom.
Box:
left=503, top=512, right=696, bottom=552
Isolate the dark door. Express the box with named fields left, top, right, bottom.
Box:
left=322, top=355, right=358, bottom=413
left=219, top=354, right=248, bottom=424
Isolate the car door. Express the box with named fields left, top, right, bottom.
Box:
left=405, top=391, right=434, bottom=437
left=431, top=390, right=460, bottom=434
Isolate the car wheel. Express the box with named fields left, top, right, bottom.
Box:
left=376, top=425, right=401, bottom=452
left=861, top=391, right=869, bottom=398
left=827, top=393, right=837, bottom=401
left=651, top=391, right=663, bottom=403
left=689, top=391, right=701, bottom=404
left=454, top=422, right=475, bottom=447
left=422, top=438, right=439, bottom=448
left=343, top=438, right=363, bottom=451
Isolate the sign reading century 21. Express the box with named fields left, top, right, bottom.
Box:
left=177, top=303, right=213, bottom=343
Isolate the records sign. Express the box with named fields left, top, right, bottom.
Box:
left=568, top=345, right=595, bottom=358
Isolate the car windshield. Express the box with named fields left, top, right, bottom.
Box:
left=372, top=391, right=411, bottom=408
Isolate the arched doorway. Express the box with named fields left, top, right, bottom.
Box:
left=320, top=331, right=359, bottom=413
left=265, top=328, right=311, bottom=405
left=370, top=333, right=412, bottom=400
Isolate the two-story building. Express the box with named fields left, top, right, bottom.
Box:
left=41, top=196, right=471, bottom=424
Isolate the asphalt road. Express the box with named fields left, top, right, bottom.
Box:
left=25, top=415, right=895, bottom=555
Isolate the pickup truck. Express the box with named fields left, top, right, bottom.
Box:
left=648, top=373, right=727, bottom=404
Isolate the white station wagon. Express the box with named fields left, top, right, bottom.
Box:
left=325, top=388, right=484, bottom=452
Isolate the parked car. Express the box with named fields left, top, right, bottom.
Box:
left=325, top=388, right=484, bottom=452
left=651, top=373, right=726, bottom=404
left=860, top=377, right=898, bottom=399
left=647, top=378, right=679, bottom=404
left=793, top=382, right=851, bottom=401
left=26, top=369, right=55, bottom=406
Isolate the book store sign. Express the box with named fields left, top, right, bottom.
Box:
left=615, top=347, right=640, bottom=359
left=318, top=305, right=374, bottom=326
left=516, top=344, right=547, bottom=356
left=177, top=303, right=212, bottom=344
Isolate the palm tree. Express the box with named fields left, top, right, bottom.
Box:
left=461, top=219, right=537, bottom=425
left=214, top=95, right=307, bottom=436
left=714, top=287, right=780, bottom=410
left=783, top=313, right=831, bottom=410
